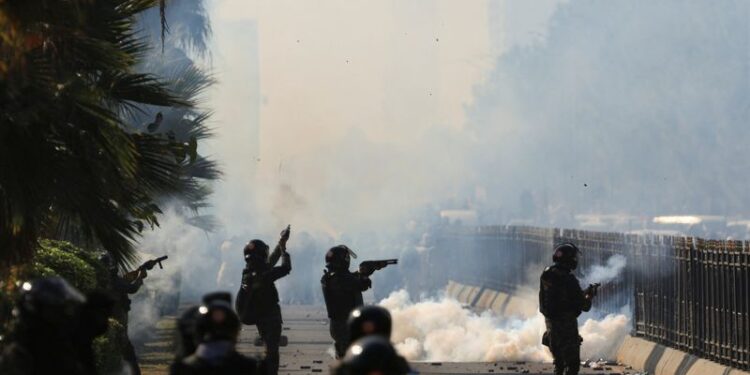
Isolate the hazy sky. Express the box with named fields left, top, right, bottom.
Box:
left=206, top=1, right=563, bottom=235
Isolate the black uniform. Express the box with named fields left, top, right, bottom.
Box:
left=321, top=268, right=372, bottom=358
left=0, top=323, right=85, bottom=375
left=170, top=350, right=260, bottom=375
left=110, top=270, right=145, bottom=375
left=175, top=306, right=202, bottom=361
left=539, top=263, right=592, bottom=375
left=240, top=248, right=291, bottom=375
left=0, top=277, right=107, bottom=375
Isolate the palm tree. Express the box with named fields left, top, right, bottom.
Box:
left=0, top=0, right=203, bottom=269
left=133, top=0, right=220, bottom=230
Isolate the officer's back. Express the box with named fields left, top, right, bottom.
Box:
left=170, top=299, right=260, bottom=375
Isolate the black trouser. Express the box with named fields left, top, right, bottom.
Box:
left=329, top=319, right=349, bottom=359
left=122, top=335, right=141, bottom=375
left=545, top=318, right=581, bottom=375
left=256, top=315, right=282, bottom=375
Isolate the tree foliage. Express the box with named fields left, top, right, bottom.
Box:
left=133, top=0, right=220, bottom=230
left=0, top=0, right=208, bottom=269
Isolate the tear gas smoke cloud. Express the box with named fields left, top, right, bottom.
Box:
left=128, top=208, right=218, bottom=340
left=581, top=254, right=627, bottom=286
left=380, top=290, right=630, bottom=362
left=379, top=253, right=631, bottom=362
left=206, top=0, right=502, bottom=236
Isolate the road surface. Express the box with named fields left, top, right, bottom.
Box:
left=136, top=305, right=635, bottom=375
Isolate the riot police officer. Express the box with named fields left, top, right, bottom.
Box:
left=539, top=243, right=598, bottom=375
left=236, top=226, right=292, bottom=375
left=102, top=252, right=148, bottom=375
left=347, top=305, right=411, bottom=373
left=0, top=277, right=108, bottom=375
left=170, top=298, right=261, bottom=374
left=175, top=292, right=234, bottom=361
left=321, top=245, right=372, bottom=358
left=347, top=305, right=392, bottom=343
left=332, top=336, right=410, bottom=375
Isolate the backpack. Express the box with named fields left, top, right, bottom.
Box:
left=235, top=284, right=257, bottom=325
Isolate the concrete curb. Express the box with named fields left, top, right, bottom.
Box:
left=446, top=281, right=536, bottom=317
left=445, top=281, right=750, bottom=375
left=616, top=335, right=750, bottom=375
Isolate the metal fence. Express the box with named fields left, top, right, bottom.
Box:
left=430, top=225, right=750, bottom=370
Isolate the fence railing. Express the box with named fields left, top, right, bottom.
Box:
left=429, top=225, right=750, bottom=370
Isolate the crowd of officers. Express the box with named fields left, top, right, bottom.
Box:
left=0, top=223, right=597, bottom=375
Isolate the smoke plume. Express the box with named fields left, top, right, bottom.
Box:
left=380, top=290, right=630, bottom=362
left=581, top=254, right=628, bottom=286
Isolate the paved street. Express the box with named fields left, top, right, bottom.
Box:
left=137, top=305, right=635, bottom=375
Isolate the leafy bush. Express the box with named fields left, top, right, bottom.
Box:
left=38, top=239, right=110, bottom=289
left=32, top=240, right=98, bottom=292
left=2, top=240, right=105, bottom=334
left=94, top=318, right=127, bottom=374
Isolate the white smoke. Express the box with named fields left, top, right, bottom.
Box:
left=579, top=310, right=631, bottom=360
left=581, top=254, right=627, bottom=286
left=128, top=208, right=220, bottom=341
left=380, top=289, right=630, bottom=363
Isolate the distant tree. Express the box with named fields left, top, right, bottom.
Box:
left=133, top=0, right=220, bottom=231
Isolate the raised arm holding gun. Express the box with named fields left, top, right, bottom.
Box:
left=236, top=225, right=292, bottom=375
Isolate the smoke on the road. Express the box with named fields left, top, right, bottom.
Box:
left=380, top=289, right=630, bottom=362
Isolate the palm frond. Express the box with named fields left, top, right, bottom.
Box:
left=0, top=0, right=215, bottom=269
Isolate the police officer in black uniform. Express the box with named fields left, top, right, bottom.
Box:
left=170, top=298, right=261, bottom=375
left=175, top=292, right=234, bottom=361
left=332, top=336, right=410, bottom=375
left=347, top=305, right=392, bottom=343
left=321, top=245, right=372, bottom=358
left=236, top=226, right=292, bottom=375
left=0, top=277, right=110, bottom=375
left=539, top=243, right=598, bottom=375
left=101, top=252, right=149, bottom=375
left=347, top=305, right=412, bottom=373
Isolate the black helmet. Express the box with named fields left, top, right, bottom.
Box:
left=195, top=299, right=241, bottom=343
left=335, top=336, right=409, bottom=375
left=244, top=239, right=269, bottom=266
left=552, top=242, right=581, bottom=270
left=202, top=291, right=232, bottom=305
left=177, top=305, right=201, bottom=356
left=178, top=291, right=235, bottom=355
left=348, top=305, right=392, bottom=342
left=16, top=277, right=86, bottom=326
left=326, top=245, right=356, bottom=270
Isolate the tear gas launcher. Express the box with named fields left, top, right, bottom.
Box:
left=123, top=255, right=168, bottom=281
left=359, top=259, right=398, bottom=276
left=585, top=282, right=601, bottom=298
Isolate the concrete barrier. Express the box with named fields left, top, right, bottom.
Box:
left=443, top=281, right=484, bottom=306
left=616, top=335, right=750, bottom=375
left=490, top=292, right=508, bottom=314
left=444, top=280, right=463, bottom=300
left=474, top=289, right=498, bottom=310
left=445, top=282, right=750, bottom=375
left=461, top=285, right=482, bottom=306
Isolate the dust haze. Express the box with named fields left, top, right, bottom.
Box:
left=129, top=0, right=749, bottom=358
